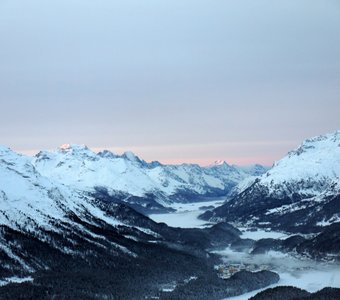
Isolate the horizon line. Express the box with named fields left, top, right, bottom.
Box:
left=8, top=141, right=296, bottom=167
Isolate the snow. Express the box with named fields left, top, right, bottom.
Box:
left=0, top=144, right=265, bottom=245
left=212, top=160, right=227, bottom=166
left=239, top=228, right=290, bottom=240
left=0, top=146, right=153, bottom=266
left=0, top=151, right=67, bottom=229
left=1, top=134, right=339, bottom=296
left=226, top=176, right=259, bottom=199
left=265, top=202, right=308, bottom=215
left=150, top=210, right=210, bottom=228
left=225, top=131, right=340, bottom=228
left=149, top=199, right=223, bottom=228
left=122, top=151, right=140, bottom=162
left=59, top=143, right=71, bottom=150
left=0, top=147, right=130, bottom=233
left=33, top=148, right=160, bottom=197
left=234, top=164, right=270, bottom=177
left=0, top=240, right=34, bottom=272
left=31, top=144, right=261, bottom=203
left=0, top=276, right=33, bottom=287
left=135, top=227, right=161, bottom=238
left=80, top=201, right=123, bottom=227
left=258, top=131, right=340, bottom=196
left=316, top=214, right=340, bottom=226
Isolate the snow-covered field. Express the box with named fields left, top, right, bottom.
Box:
left=149, top=199, right=223, bottom=228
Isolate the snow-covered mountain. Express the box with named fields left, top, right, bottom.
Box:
left=0, top=145, right=124, bottom=231
left=0, top=145, right=150, bottom=268
left=0, top=136, right=339, bottom=298
left=233, top=164, right=270, bottom=177
left=31, top=144, right=265, bottom=213
left=200, top=131, right=340, bottom=232
left=0, top=145, right=247, bottom=298
left=0, top=144, right=280, bottom=300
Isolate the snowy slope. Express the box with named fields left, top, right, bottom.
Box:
left=33, top=144, right=164, bottom=199
left=0, top=145, right=123, bottom=231
left=0, top=145, right=167, bottom=276
left=201, top=131, right=340, bottom=231
left=260, top=131, right=340, bottom=196
left=233, top=164, right=270, bottom=177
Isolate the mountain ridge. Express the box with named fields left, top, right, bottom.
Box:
left=25, top=144, right=267, bottom=213
left=200, top=130, right=340, bottom=232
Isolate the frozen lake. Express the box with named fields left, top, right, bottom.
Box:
left=239, top=228, right=290, bottom=240
left=149, top=199, right=223, bottom=228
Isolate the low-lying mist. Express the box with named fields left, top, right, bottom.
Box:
left=214, top=247, right=340, bottom=293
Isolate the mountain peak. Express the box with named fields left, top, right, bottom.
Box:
left=260, top=130, right=340, bottom=189
left=54, top=144, right=98, bottom=161
left=288, top=130, right=340, bottom=158
left=282, top=131, right=340, bottom=162
left=0, top=145, right=13, bottom=155
left=122, top=151, right=141, bottom=162
left=211, top=160, right=230, bottom=167
left=214, top=160, right=228, bottom=165
left=59, top=144, right=89, bottom=152
left=97, top=149, right=118, bottom=159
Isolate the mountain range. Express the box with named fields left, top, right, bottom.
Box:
left=0, top=144, right=274, bottom=299
left=31, top=144, right=267, bottom=213
left=0, top=131, right=339, bottom=298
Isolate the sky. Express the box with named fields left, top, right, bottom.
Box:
left=0, top=0, right=339, bottom=166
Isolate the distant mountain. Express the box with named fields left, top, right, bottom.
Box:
left=200, top=131, right=340, bottom=233
left=31, top=144, right=267, bottom=213
left=233, top=164, right=270, bottom=177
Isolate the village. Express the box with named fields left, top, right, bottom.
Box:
left=215, top=262, right=271, bottom=279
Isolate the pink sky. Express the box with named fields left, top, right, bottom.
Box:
left=16, top=140, right=298, bottom=166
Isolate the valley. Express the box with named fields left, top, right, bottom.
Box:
left=0, top=131, right=339, bottom=299
left=150, top=199, right=340, bottom=299
left=2, top=0, right=340, bottom=297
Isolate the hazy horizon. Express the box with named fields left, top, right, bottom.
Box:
left=8, top=130, right=336, bottom=167
left=1, top=1, right=339, bottom=165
